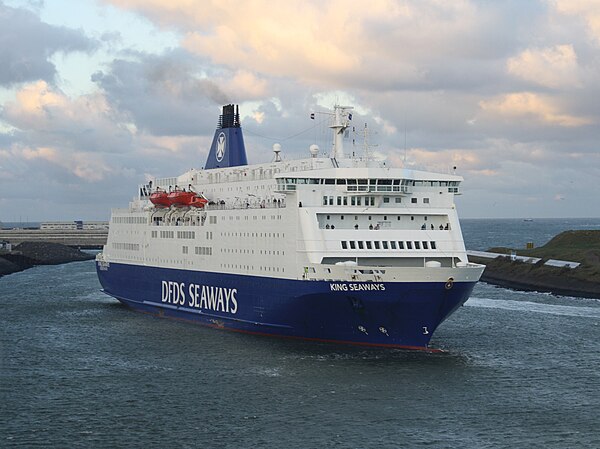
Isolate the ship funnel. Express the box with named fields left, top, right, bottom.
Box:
left=204, top=104, right=248, bottom=169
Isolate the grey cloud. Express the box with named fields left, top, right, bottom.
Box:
left=0, top=3, right=97, bottom=86
left=92, top=51, right=230, bottom=136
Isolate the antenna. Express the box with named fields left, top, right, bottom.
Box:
left=403, top=110, right=407, bottom=165
left=353, top=122, right=377, bottom=161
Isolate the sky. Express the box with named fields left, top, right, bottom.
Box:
left=1, top=0, right=599, bottom=221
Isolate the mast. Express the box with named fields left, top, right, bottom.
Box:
left=329, top=105, right=353, bottom=159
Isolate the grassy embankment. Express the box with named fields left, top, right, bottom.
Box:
left=487, top=230, right=600, bottom=285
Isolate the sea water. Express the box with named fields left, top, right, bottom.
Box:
left=1, top=218, right=600, bottom=448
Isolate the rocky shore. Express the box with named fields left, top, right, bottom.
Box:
left=470, top=230, right=600, bottom=299
left=0, top=242, right=95, bottom=277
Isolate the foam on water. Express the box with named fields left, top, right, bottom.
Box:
left=466, top=297, right=600, bottom=319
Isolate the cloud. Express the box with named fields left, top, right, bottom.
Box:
left=2, top=80, right=132, bottom=155
left=507, top=44, right=581, bottom=88
left=91, top=50, right=270, bottom=136
left=105, top=0, right=521, bottom=91
left=479, top=92, right=592, bottom=127
left=2, top=1, right=600, bottom=220
left=0, top=3, right=96, bottom=86
left=13, top=143, right=111, bottom=182
left=553, top=0, right=600, bottom=45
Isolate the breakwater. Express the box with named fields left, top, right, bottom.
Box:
left=0, top=242, right=95, bottom=277
left=468, top=230, right=600, bottom=299
left=0, top=229, right=107, bottom=249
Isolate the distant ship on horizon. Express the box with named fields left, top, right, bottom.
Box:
left=96, top=103, right=484, bottom=350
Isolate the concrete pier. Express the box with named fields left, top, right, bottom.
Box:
left=0, top=229, right=107, bottom=249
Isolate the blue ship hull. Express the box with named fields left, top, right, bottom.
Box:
left=96, top=261, right=476, bottom=350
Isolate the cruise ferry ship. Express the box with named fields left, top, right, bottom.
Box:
left=96, top=104, right=485, bottom=350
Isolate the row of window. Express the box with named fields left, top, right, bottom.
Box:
left=322, top=195, right=430, bottom=206
left=220, top=248, right=285, bottom=256
left=220, top=264, right=285, bottom=273
left=152, top=230, right=212, bottom=240
left=112, top=242, right=140, bottom=251
left=280, top=178, right=459, bottom=186
left=220, top=232, right=285, bottom=238
left=325, top=214, right=431, bottom=221
left=183, top=246, right=213, bottom=255
left=113, top=216, right=147, bottom=224
left=340, top=240, right=437, bottom=250
left=323, top=196, right=376, bottom=206
left=177, top=231, right=195, bottom=239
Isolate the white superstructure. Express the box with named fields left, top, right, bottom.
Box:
left=100, top=106, right=480, bottom=286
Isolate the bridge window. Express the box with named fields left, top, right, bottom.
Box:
left=398, top=241, right=405, bottom=249
left=430, top=241, right=437, bottom=249
left=382, top=241, right=388, bottom=249
left=374, top=241, right=381, bottom=249
left=358, top=241, right=364, bottom=249
left=341, top=241, right=348, bottom=249
left=422, top=241, right=429, bottom=249
left=406, top=241, right=413, bottom=250
left=390, top=241, right=397, bottom=249
left=411, top=198, right=417, bottom=204
left=349, top=241, right=356, bottom=249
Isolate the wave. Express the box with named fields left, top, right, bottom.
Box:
left=465, top=297, right=600, bottom=318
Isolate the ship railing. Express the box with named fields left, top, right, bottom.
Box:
left=301, top=259, right=480, bottom=282
left=203, top=200, right=286, bottom=211
left=275, top=184, right=411, bottom=194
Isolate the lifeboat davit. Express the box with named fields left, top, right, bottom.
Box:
left=167, top=189, right=195, bottom=207
left=149, top=189, right=170, bottom=207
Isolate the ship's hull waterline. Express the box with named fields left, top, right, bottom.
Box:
left=97, top=261, right=479, bottom=350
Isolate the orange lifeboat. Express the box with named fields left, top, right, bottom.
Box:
left=149, top=189, right=170, bottom=207
left=189, top=194, right=209, bottom=208
left=167, top=188, right=195, bottom=207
